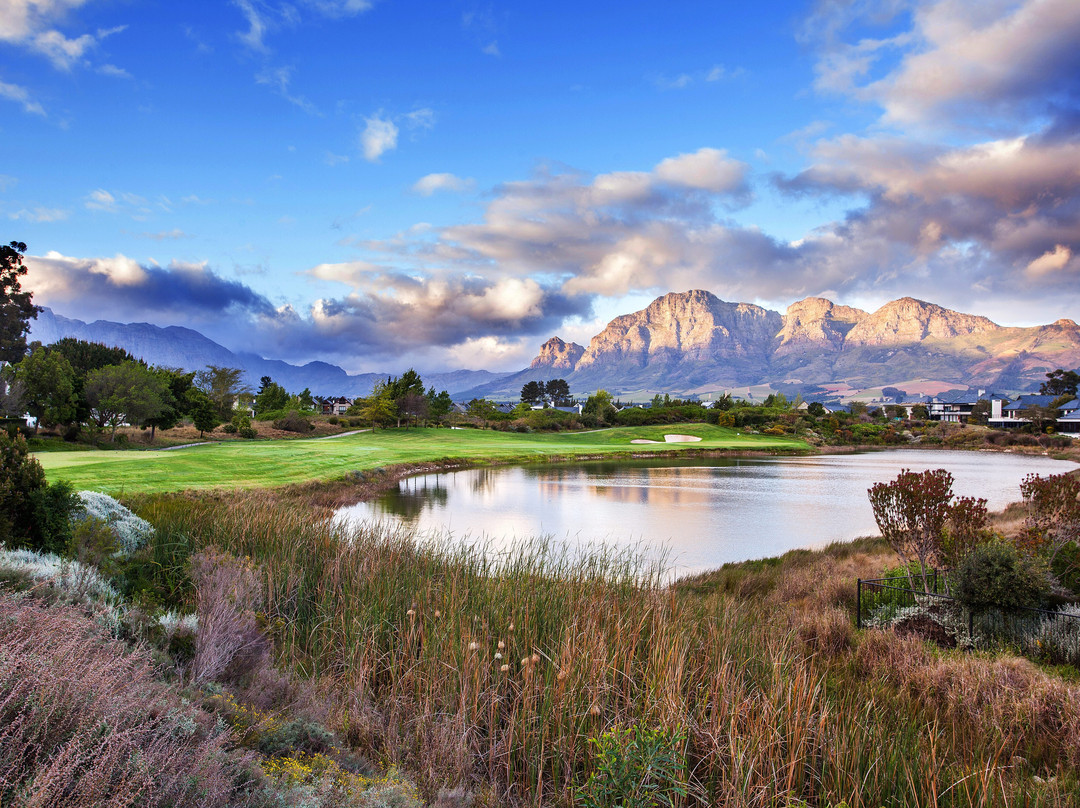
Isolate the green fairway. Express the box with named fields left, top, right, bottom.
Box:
left=35, top=424, right=808, bottom=494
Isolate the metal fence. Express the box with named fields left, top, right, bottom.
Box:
left=857, top=573, right=1080, bottom=666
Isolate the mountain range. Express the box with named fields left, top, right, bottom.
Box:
left=29, top=292, right=1080, bottom=401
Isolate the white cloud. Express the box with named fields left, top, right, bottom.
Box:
left=84, top=188, right=116, bottom=212
left=403, top=107, right=435, bottom=129
left=809, top=0, right=1080, bottom=130
left=360, top=113, right=399, bottom=161
left=256, top=65, right=318, bottom=113
left=31, top=28, right=94, bottom=69
left=307, top=260, right=382, bottom=285
left=654, top=148, right=748, bottom=193
left=1027, top=245, right=1073, bottom=276
left=233, top=0, right=270, bottom=52
left=9, top=206, right=68, bottom=222
left=482, top=41, right=500, bottom=56
left=0, top=79, right=45, bottom=115
left=412, top=173, right=474, bottom=196
left=0, top=0, right=92, bottom=43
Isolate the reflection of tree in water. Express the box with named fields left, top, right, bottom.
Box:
left=469, top=468, right=499, bottom=495
left=379, top=474, right=449, bottom=523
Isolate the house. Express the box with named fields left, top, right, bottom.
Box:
left=1055, top=399, right=1080, bottom=435
left=987, top=394, right=1058, bottom=428
left=319, top=396, right=352, bottom=416
left=928, top=389, right=1009, bottom=423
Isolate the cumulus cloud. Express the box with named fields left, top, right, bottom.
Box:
left=412, top=173, right=474, bottom=196
left=24, top=251, right=277, bottom=324
left=360, top=113, right=398, bottom=161
left=808, top=0, right=1080, bottom=131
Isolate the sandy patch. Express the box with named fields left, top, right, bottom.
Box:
left=629, top=434, right=702, bottom=445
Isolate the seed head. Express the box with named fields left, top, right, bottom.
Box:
left=497, top=640, right=505, bottom=650
left=557, top=669, right=568, bottom=681
left=530, top=653, right=540, bottom=665
left=406, top=609, right=415, bottom=617
left=494, top=652, right=503, bottom=660
left=468, top=642, right=479, bottom=651
left=508, top=623, right=514, bottom=632
left=589, top=704, right=601, bottom=716
left=500, top=664, right=510, bottom=672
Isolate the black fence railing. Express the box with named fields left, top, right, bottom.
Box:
left=857, top=573, right=1080, bottom=666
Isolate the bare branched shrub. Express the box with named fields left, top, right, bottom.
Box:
left=191, top=549, right=267, bottom=684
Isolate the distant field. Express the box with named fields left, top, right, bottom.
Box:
left=36, top=424, right=808, bottom=494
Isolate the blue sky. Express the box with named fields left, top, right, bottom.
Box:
left=4, top=0, right=1080, bottom=373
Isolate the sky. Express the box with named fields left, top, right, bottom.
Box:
left=3, top=0, right=1080, bottom=374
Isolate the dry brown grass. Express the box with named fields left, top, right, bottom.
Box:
left=0, top=591, right=256, bottom=807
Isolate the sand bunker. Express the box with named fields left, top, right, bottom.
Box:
left=629, top=434, right=703, bottom=444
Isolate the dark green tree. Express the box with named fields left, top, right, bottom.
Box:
left=545, top=378, right=571, bottom=406
left=1040, top=369, right=1080, bottom=398
left=15, top=345, right=77, bottom=432
left=84, top=361, right=169, bottom=441
left=521, top=380, right=545, bottom=405
left=583, top=389, right=616, bottom=424
left=254, top=380, right=290, bottom=414
left=1, top=241, right=40, bottom=365
left=186, top=388, right=220, bottom=437
left=427, top=387, right=453, bottom=421
left=386, top=369, right=426, bottom=427
left=0, top=431, right=79, bottom=554
left=145, top=368, right=195, bottom=440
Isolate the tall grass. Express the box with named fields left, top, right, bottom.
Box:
left=133, top=494, right=1080, bottom=806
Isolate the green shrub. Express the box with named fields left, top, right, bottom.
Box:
left=327, top=416, right=339, bottom=425
left=272, top=411, right=314, bottom=433
left=954, top=542, right=1050, bottom=612
left=0, top=432, right=80, bottom=554
left=221, top=423, right=238, bottom=434
left=577, top=724, right=688, bottom=808
left=237, top=426, right=257, bottom=439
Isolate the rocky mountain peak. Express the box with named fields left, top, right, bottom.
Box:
left=573, top=289, right=782, bottom=373
left=844, top=297, right=1000, bottom=346
left=529, top=336, right=585, bottom=370
left=776, top=297, right=867, bottom=354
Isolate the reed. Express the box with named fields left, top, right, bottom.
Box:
left=131, top=493, right=1080, bottom=806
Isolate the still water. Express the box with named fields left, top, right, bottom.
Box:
left=333, top=450, right=1079, bottom=575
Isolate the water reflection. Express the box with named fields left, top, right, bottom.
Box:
left=334, top=450, right=1079, bottom=575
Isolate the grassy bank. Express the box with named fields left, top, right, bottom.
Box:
left=35, top=424, right=807, bottom=494
left=57, top=491, right=1075, bottom=806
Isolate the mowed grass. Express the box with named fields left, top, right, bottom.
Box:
left=36, top=424, right=808, bottom=494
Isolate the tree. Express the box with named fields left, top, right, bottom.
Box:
left=1018, top=472, right=1080, bottom=564
left=145, top=367, right=195, bottom=440
left=186, top=388, right=220, bottom=437
left=1040, top=369, right=1080, bottom=399
left=399, top=391, right=429, bottom=427
left=84, top=361, right=169, bottom=441
left=521, top=380, right=545, bottom=406
left=910, top=403, right=929, bottom=420
left=881, top=386, right=906, bottom=402
left=254, top=380, right=290, bottom=414
left=296, top=387, right=315, bottom=411
left=194, top=365, right=248, bottom=420
left=387, top=369, right=426, bottom=428
left=806, top=401, right=826, bottom=417
left=0, top=241, right=40, bottom=365
left=427, top=387, right=453, bottom=422
left=583, top=389, right=616, bottom=424
left=15, top=345, right=77, bottom=432
left=353, top=382, right=397, bottom=429
left=545, top=378, right=571, bottom=406
left=466, top=398, right=500, bottom=421
left=868, top=468, right=956, bottom=592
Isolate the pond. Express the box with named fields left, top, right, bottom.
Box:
left=333, top=449, right=1079, bottom=575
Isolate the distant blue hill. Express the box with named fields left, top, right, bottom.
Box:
left=28, top=308, right=507, bottom=398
